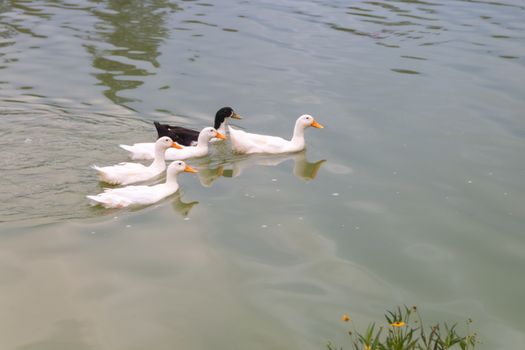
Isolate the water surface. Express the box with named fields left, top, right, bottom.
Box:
left=1, top=0, right=524, bottom=349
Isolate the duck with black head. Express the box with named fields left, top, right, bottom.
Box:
left=154, top=107, right=242, bottom=146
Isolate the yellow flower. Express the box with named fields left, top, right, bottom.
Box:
left=342, top=314, right=350, bottom=322
left=391, top=321, right=406, bottom=327
left=364, top=345, right=372, bottom=350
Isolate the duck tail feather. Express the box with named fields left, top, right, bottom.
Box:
left=119, top=144, right=134, bottom=152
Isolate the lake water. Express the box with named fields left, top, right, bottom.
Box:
left=1, top=0, right=524, bottom=349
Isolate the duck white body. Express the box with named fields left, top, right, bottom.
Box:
left=93, top=137, right=181, bottom=185
left=228, top=114, right=323, bottom=155
left=87, top=161, right=197, bottom=208
left=120, top=127, right=226, bottom=160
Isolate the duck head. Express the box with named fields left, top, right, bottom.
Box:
left=297, top=115, right=324, bottom=129
left=197, top=126, right=227, bottom=144
left=155, top=136, right=183, bottom=151
left=167, top=160, right=198, bottom=177
left=214, top=107, right=242, bottom=129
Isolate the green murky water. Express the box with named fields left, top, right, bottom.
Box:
left=1, top=0, right=524, bottom=349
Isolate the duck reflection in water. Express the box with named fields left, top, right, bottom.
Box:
left=125, top=193, right=198, bottom=217
left=171, top=193, right=199, bottom=217
left=195, top=150, right=326, bottom=187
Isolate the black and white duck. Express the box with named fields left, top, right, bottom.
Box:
left=154, top=106, right=242, bottom=146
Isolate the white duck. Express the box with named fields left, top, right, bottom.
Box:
left=87, top=161, right=198, bottom=208
left=228, top=114, right=324, bottom=154
left=92, top=136, right=182, bottom=185
left=120, top=127, right=226, bottom=160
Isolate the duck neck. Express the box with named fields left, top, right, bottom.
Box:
left=217, top=120, right=227, bottom=134
left=196, top=134, right=209, bottom=151
left=165, top=172, right=180, bottom=188
left=291, top=122, right=306, bottom=147
left=150, top=145, right=167, bottom=169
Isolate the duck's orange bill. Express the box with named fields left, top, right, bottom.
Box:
left=171, top=142, right=183, bottom=149
left=311, top=120, right=324, bottom=129
left=184, top=165, right=198, bottom=173
left=215, top=131, right=227, bottom=140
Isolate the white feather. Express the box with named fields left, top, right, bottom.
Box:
left=93, top=137, right=177, bottom=185
left=120, top=127, right=223, bottom=160
left=229, top=115, right=323, bottom=155
left=87, top=161, right=195, bottom=208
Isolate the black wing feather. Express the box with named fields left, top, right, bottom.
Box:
left=154, top=121, right=199, bottom=146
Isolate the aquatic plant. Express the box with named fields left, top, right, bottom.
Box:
left=328, top=306, right=478, bottom=350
